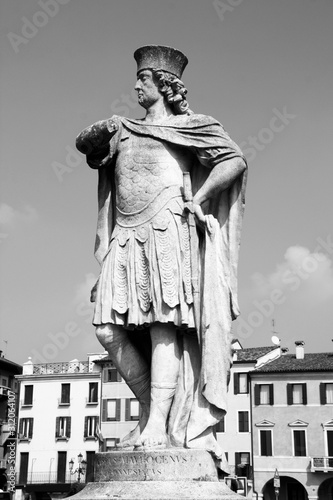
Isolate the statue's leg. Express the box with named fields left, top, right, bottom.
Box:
left=135, top=323, right=180, bottom=449
left=96, top=323, right=150, bottom=448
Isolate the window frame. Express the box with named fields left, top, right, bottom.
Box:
left=292, top=429, right=307, bottom=457
left=84, top=416, right=99, bottom=440
left=254, top=384, right=274, bottom=405
left=23, top=385, right=33, bottom=406
left=60, top=383, right=71, bottom=405
left=287, top=383, right=307, bottom=405
left=234, top=373, right=249, bottom=395
left=259, top=429, right=273, bottom=457
left=238, top=411, right=249, bottom=433
left=55, top=416, right=71, bottom=440
left=19, top=418, right=34, bottom=440
left=88, top=382, right=99, bottom=404
left=102, top=398, right=121, bottom=422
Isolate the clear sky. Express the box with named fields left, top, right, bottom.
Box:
left=1, top=0, right=333, bottom=364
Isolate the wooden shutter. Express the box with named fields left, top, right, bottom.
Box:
left=125, top=399, right=130, bottom=421
left=55, top=417, right=60, bottom=437
left=61, top=384, right=70, bottom=404
left=102, top=399, right=107, bottom=422
left=254, top=385, right=260, bottom=405
left=244, top=412, right=249, bottom=432
left=19, top=452, right=29, bottom=484
left=66, top=417, right=71, bottom=438
left=269, top=384, right=274, bottom=405
left=302, top=384, right=307, bottom=405
left=19, top=419, right=23, bottom=436
left=84, top=416, right=88, bottom=438
left=85, top=451, right=95, bottom=483
left=28, top=418, right=34, bottom=439
left=287, top=384, right=293, bottom=405
left=234, top=373, right=239, bottom=395
left=320, top=383, right=326, bottom=405
left=24, top=385, right=33, bottom=405
left=116, top=399, right=121, bottom=421
left=57, top=451, right=67, bottom=483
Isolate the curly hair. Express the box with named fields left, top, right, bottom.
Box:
left=152, top=69, right=193, bottom=115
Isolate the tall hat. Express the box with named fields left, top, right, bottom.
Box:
left=134, top=45, right=188, bottom=79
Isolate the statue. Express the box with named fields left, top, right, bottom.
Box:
left=76, top=45, right=247, bottom=469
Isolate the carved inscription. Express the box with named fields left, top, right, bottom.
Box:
left=107, top=453, right=189, bottom=479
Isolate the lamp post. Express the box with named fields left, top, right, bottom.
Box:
left=69, top=453, right=87, bottom=483
left=274, top=468, right=280, bottom=500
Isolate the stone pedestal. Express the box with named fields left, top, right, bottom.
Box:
left=71, top=449, right=244, bottom=499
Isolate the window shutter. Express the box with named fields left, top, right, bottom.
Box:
left=116, top=399, right=121, bottom=421
left=234, top=373, right=239, bottom=395
left=102, top=400, right=107, bottom=422
left=287, top=384, right=293, bottom=405
left=254, top=385, right=260, bottom=405
left=125, top=399, right=130, bottom=421
left=67, top=417, right=71, bottom=438
left=28, top=418, right=34, bottom=439
left=55, top=417, right=60, bottom=437
left=302, top=384, right=307, bottom=405
left=269, top=384, right=274, bottom=405
left=320, top=383, right=326, bottom=405
left=244, top=412, right=249, bottom=432
left=84, top=416, right=88, bottom=438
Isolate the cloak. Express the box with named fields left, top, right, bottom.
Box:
left=88, top=113, right=247, bottom=459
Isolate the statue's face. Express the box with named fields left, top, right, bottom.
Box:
left=135, top=70, right=162, bottom=109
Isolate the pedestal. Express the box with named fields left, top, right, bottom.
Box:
left=71, top=449, right=244, bottom=499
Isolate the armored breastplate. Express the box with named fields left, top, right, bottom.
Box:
left=115, top=132, right=189, bottom=214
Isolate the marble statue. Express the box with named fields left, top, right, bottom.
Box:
left=76, top=45, right=247, bottom=469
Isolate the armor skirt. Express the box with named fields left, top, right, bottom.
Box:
left=93, top=196, right=195, bottom=329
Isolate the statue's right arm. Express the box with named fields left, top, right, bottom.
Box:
left=76, top=118, right=119, bottom=169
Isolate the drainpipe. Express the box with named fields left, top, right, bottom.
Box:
left=249, top=373, right=259, bottom=499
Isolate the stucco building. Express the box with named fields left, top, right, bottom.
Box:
left=250, top=342, right=333, bottom=500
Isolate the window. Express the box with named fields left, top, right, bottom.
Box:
left=88, top=382, right=98, bottom=403
left=23, top=385, right=33, bottom=406
left=102, top=399, right=121, bottom=421
left=238, top=411, right=249, bottom=433
left=105, top=438, right=120, bottom=451
left=104, top=368, right=122, bottom=383
left=235, top=452, right=251, bottom=478
left=234, top=373, right=248, bottom=394
left=287, top=383, right=307, bottom=405
left=260, top=430, right=273, bottom=456
left=320, top=383, right=333, bottom=404
left=125, top=399, right=140, bottom=421
left=293, top=430, right=306, bottom=456
left=84, top=416, right=99, bottom=439
left=2, top=378, right=8, bottom=387
left=19, top=452, right=29, bottom=484
left=19, top=418, right=34, bottom=439
left=55, top=417, right=71, bottom=439
left=215, top=416, right=225, bottom=433
left=60, top=383, right=70, bottom=405
left=254, top=384, right=274, bottom=405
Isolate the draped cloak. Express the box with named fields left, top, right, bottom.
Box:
left=87, top=113, right=247, bottom=462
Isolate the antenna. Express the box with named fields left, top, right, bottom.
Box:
left=271, top=319, right=281, bottom=346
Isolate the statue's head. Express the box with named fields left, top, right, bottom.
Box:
left=134, top=45, right=192, bottom=115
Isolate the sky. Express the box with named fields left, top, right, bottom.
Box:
left=1, top=0, right=333, bottom=365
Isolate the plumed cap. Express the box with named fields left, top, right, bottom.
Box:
left=134, top=45, right=188, bottom=78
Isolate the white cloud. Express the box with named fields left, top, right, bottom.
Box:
left=0, top=203, right=38, bottom=226
left=251, top=245, right=333, bottom=304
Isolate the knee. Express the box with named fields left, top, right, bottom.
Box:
left=96, top=324, right=129, bottom=351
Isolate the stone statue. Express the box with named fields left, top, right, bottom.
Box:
left=76, top=45, right=247, bottom=469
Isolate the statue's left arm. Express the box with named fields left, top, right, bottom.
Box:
left=193, top=157, right=247, bottom=231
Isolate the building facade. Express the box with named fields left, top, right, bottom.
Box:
left=250, top=343, right=333, bottom=500
left=0, top=353, right=22, bottom=496
left=15, top=354, right=104, bottom=500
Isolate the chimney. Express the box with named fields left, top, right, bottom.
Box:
left=295, top=341, right=305, bottom=360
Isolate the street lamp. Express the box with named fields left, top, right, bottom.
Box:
left=69, top=453, right=87, bottom=483
left=274, top=468, right=280, bottom=500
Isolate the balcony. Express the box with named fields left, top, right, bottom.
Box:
left=33, top=361, right=89, bottom=375
left=311, top=457, right=333, bottom=472
left=17, top=471, right=75, bottom=484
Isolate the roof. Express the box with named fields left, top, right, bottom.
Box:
left=234, top=346, right=278, bottom=362
left=0, top=357, right=22, bottom=374
left=253, top=352, right=333, bottom=373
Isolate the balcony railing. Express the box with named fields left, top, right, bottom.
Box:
left=311, top=457, right=333, bottom=472
left=33, top=361, right=89, bottom=375
left=17, top=471, right=75, bottom=484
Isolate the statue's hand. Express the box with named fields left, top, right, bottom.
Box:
left=76, top=119, right=118, bottom=155
left=193, top=204, right=214, bottom=234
